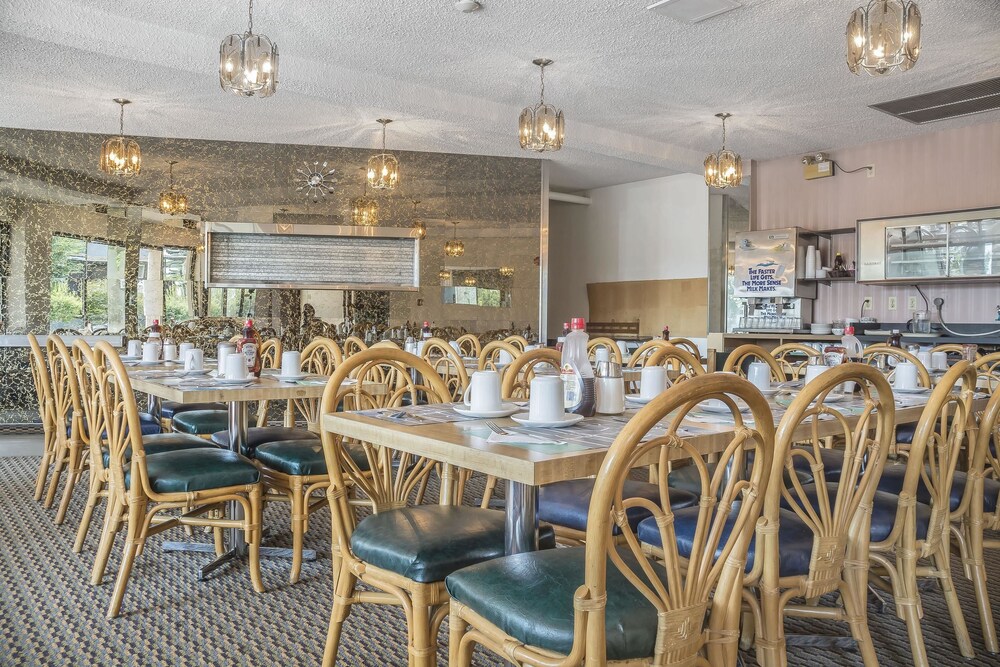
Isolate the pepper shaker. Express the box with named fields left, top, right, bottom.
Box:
left=595, top=361, right=625, bottom=415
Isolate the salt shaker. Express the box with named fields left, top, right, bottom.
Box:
left=595, top=361, right=625, bottom=414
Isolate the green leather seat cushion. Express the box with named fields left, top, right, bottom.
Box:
left=128, top=448, right=260, bottom=494
left=171, top=410, right=229, bottom=435
left=446, top=547, right=665, bottom=660
left=350, top=505, right=555, bottom=584
left=255, top=440, right=370, bottom=476
left=102, top=432, right=217, bottom=468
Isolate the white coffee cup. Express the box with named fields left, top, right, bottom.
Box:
left=804, top=363, right=829, bottom=385
left=594, top=346, right=611, bottom=364
left=639, top=365, right=667, bottom=400
left=281, top=351, right=302, bottom=376
left=162, top=343, right=177, bottom=361
left=931, top=351, right=948, bottom=371
left=216, top=351, right=230, bottom=376
left=917, top=349, right=932, bottom=369
left=449, top=340, right=462, bottom=356
left=217, top=342, right=236, bottom=362
left=225, top=352, right=249, bottom=380
left=894, top=362, right=919, bottom=390
left=404, top=340, right=417, bottom=355
left=179, top=342, right=194, bottom=359
left=184, top=348, right=204, bottom=371
left=127, top=339, right=142, bottom=357
left=142, top=341, right=159, bottom=363
left=616, top=341, right=629, bottom=358
left=528, top=375, right=565, bottom=422
left=416, top=340, right=426, bottom=357
left=497, top=349, right=514, bottom=366
left=747, top=361, right=772, bottom=392
left=463, top=370, right=503, bottom=413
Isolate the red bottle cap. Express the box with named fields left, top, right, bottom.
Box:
left=570, top=317, right=585, bottom=330
left=153, top=319, right=159, bottom=325
left=423, top=321, right=429, bottom=327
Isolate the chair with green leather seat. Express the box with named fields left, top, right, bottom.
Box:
left=447, top=372, right=776, bottom=667
left=92, top=342, right=265, bottom=618
left=44, top=334, right=86, bottom=524
left=320, top=347, right=557, bottom=667
left=27, top=333, right=58, bottom=504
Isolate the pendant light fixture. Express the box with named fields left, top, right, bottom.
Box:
left=519, top=58, right=565, bottom=152
left=367, top=119, right=400, bottom=190
left=158, top=161, right=188, bottom=215
left=220, top=0, right=279, bottom=97
left=410, top=199, right=426, bottom=239
left=463, top=275, right=477, bottom=287
left=444, top=220, right=465, bottom=257
left=704, top=113, right=743, bottom=189
left=100, top=99, right=141, bottom=176
left=350, top=168, right=379, bottom=226
left=499, top=266, right=514, bottom=277
left=438, top=269, right=452, bottom=282
left=847, top=0, right=921, bottom=76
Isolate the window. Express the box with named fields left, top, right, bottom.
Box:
left=138, top=246, right=197, bottom=326
left=49, top=235, right=126, bottom=333
left=208, top=288, right=256, bottom=318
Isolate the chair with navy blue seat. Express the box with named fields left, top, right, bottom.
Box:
left=448, top=372, right=776, bottom=667
left=723, top=343, right=785, bottom=383
left=92, top=342, right=264, bottom=618
left=868, top=361, right=977, bottom=667
left=862, top=344, right=931, bottom=452
left=736, top=363, right=895, bottom=667
left=320, top=347, right=556, bottom=667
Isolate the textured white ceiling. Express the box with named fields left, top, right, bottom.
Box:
left=0, top=0, right=998, bottom=191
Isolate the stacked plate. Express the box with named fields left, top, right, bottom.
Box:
left=810, top=323, right=833, bottom=335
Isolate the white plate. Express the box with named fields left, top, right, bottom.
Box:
left=698, top=401, right=751, bottom=414
left=275, top=373, right=307, bottom=381
left=215, top=377, right=257, bottom=385
left=180, top=369, right=211, bottom=376
left=760, top=387, right=780, bottom=396
left=511, top=412, right=585, bottom=428
left=782, top=391, right=847, bottom=403
left=137, top=360, right=163, bottom=366
left=625, top=394, right=656, bottom=404
left=120, top=355, right=141, bottom=361
left=453, top=403, right=520, bottom=418
left=894, top=386, right=929, bottom=394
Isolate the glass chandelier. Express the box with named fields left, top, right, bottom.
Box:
left=444, top=220, right=464, bottom=257
left=220, top=0, right=279, bottom=97
left=499, top=266, right=514, bottom=277
left=704, top=113, right=743, bottom=189
left=847, top=0, right=921, bottom=75
left=100, top=99, right=141, bottom=176
left=411, top=199, right=426, bottom=239
left=350, top=176, right=379, bottom=226
left=463, top=275, right=477, bottom=287
left=367, top=119, right=400, bottom=190
left=438, top=269, right=452, bottom=281
left=158, top=161, right=188, bottom=215
left=519, top=58, right=564, bottom=152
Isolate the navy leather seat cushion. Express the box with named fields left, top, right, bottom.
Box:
left=877, top=463, right=1000, bottom=514
left=129, top=448, right=260, bottom=494
left=76, top=412, right=161, bottom=438
left=211, top=426, right=317, bottom=456
left=782, top=482, right=931, bottom=542
left=446, top=547, right=666, bottom=661
left=638, top=504, right=815, bottom=577
left=667, top=450, right=827, bottom=497
left=102, top=432, right=217, bottom=468
left=895, top=422, right=916, bottom=445
left=350, top=505, right=555, bottom=584
left=537, top=478, right=698, bottom=534
left=161, top=401, right=226, bottom=419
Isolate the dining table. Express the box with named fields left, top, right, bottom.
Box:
left=322, top=388, right=989, bottom=555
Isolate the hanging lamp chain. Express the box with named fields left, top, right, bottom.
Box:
left=247, top=0, right=254, bottom=34
left=721, top=115, right=726, bottom=150
left=119, top=101, right=125, bottom=137
left=539, top=62, right=546, bottom=104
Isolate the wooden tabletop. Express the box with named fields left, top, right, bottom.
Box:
left=129, top=370, right=330, bottom=404
left=322, top=396, right=986, bottom=487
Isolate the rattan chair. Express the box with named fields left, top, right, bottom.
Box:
left=723, top=343, right=784, bottom=382
left=499, top=347, right=561, bottom=401
left=477, top=340, right=521, bottom=372
left=320, top=348, right=550, bottom=666
left=503, top=334, right=529, bottom=351
left=861, top=344, right=931, bottom=386
left=772, top=343, right=821, bottom=380
left=93, top=342, right=263, bottom=618
left=253, top=337, right=283, bottom=428
left=342, top=335, right=368, bottom=357
left=868, top=362, right=977, bottom=667
left=740, top=363, right=894, bottom=666
left=421, top=337, right=470, bottom=402
left=626, top=339, right=671, bottom=368
left=27, top=333, right=57, bottom=503
left=931, top=343, right=980, bottom=361
left=448, top=372, right=776, bottom=666
left=974, top=352, right=1000, bottom=394
left=455, top=333, right=481, bottom=358
left=45, top=335, right=87, bottom=524
left=587, top=336, right=622, bottom=364
left=667, top=336, right=701, bottom=358
left=645, top=344, right=706, bottom=380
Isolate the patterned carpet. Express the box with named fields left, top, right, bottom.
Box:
left=1, top=454, right=999, bottom=667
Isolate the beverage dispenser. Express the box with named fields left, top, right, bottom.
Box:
left=732, top=228, right=817, bottom=333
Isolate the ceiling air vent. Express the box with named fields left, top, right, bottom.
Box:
left=647, top=0, right=741, bottom=24
left=870, top=77, right=1000, bottom=125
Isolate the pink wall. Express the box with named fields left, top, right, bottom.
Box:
left=752, top=121, right=1000, bottom=324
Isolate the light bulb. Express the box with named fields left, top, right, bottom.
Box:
left=854, top=34, right=865, bottom=47
left=262, top=60, right=272, bottom=73
left=225, top=60, right=234, bottom=72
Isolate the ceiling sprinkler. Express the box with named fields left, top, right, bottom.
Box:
left=455, top=0, right=482, bottom=12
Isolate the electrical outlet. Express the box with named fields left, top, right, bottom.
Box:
left=887, top=297, right=897, bottom=311
left=867, top=164, right=876, bottom=178
left=908, top=296, right=918, bottom=311
left=863, top=297, right=873, bottom=311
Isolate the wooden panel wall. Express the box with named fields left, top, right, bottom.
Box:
left=587, top=278, right=708, bottom=338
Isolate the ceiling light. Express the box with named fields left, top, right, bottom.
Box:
left=499, top=266, right=514, bottom=277
left=158, top=161, right=188, bottom=215
left=455, top=0, right=482, bottom=12
left=100, top=98, right=141, bottom=177
left=519, top=58, right=564, bottom=153
left=438, top=269, right=452, bottom=281
left=367, top=119, right=400, bottom=190
left=350, top=172, right=378, bottom=226
left=411, top=199, right=426, bottom=239
left=463, top=275, right=477, bottom=287
left=296, top=161, right=336, bottom=202
left=444, top=220, right=464, bottom=257
left=704, top=113, right=743, bottom=189
left=847, top=0, right=921, bottom=76
left=220, top=0, right=279, bottom=97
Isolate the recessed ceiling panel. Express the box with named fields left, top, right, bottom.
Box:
left=870, top=77, right=1000, bottom=125
left=646, top=0, right=742, bottom=24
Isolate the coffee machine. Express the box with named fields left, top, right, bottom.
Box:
left=731, top=228, right=818, bottom=333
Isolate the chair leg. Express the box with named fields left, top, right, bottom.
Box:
left=107, top=499, right=146, bottom=618
left=480, top=475, right=498, bottom=509
left=91, top=493, right=123, bottom=585
left=43, top=444, right=67, bottom=509
left=290, top=477, right=306, bottom=584
left=449, top=608, right=474, bottom=667
left=840, top=576, right=879, bottom=667
left=73, top=475, right=103, bottom=553
left=756, top=586, right=787, bottom=667
left=322, top=562, right=356, bottom=667
left=934, top=541, right=975, bottom=658
left=33, top=430, right=54, bottom=502
left=213, top=526, right=225, bottom=557
left=896, top=549, right=929, bottom=667
left=55, top=445, right=83, bottom=525
left=409, top=590, right=435, bottom=667
left=965, top=522, right=998, bottom=653
left=247, top=487, right=264, bottom=594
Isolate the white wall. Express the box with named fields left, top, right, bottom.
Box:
left=548, top=173, right=709, bottom=331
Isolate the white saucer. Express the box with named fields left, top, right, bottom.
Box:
left=276, top=373, right=307, bottom=381
left=453, top=403, right=520, bottom=418
left=216, top=377, right=256, bottom=385
left=180, top=369, right=210, bottom=376
left=625, top=394, right=656, bottom=405
left=120, top=355, right=141, bottom=361
left=511, top=412, right=585, bottom=428
left=894, top=387, right=928, bottom=394
left=760, top=387, right=780, bottom=396
left=699, top=401, right=751, bottom=414
left=137, top=360, right=162, bottom=366
left=783, top=391, right=847, bottom=403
